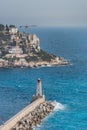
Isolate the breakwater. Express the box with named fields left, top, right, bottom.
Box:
left=0, top=79, right=54, bottom=130
left=12, top=101, right=54, bottom=130
left=0, top=98, right=54, bottom=130
left=0, top=98, right=45, bottom=130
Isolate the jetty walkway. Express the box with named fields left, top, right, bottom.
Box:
left=0, top=98, right=45, bottom=130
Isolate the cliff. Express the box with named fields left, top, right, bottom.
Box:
left=0, top=25, right=69, bottom=68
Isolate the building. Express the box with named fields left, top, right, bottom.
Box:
left=8, top=47, right=23, bottom=54
left=9, top=27, right=18, bottom=35
left=32, top=78, right=45, bottom=101
left=29, top=34, right=40, bottom=52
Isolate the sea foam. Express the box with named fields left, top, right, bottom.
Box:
left=52, top=100, right=66, bottom=111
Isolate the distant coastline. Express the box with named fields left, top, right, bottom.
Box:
left=0, top=24, right=69, bottom=68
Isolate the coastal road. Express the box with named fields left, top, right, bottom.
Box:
left=0, top=98, right=45, bottom=130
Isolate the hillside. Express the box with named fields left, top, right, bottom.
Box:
left=0, top=24, right=68, bottom=68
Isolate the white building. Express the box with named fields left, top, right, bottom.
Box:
left=32, top=79, right=45, bottom=101
left=29, top=34, right=40, bottom=51
left=9, top=27, right=18, bottom=35
left=29, top=34, right=40, bottom=44
left=9, top=47, right=23, bottom=54
left=11, top=35, right=16, bottom=42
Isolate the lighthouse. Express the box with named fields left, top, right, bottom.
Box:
left=36, top=78, right=42, bottom=97
left=32, top=78, right=45, bottom=101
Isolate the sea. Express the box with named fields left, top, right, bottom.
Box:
left=0, top=27, right=87, bottom=130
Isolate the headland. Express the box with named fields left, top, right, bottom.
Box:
left=0, top=24, right=69, bottom=68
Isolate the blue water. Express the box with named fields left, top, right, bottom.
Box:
left=0, top=27, right=87, bottom=130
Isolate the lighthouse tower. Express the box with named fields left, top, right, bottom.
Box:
left=32, top=78, right=45, bottom=101
left=36, top=78, right=42, bottom=97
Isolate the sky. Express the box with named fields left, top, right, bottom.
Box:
left=0, top=0, right=87, bottom=27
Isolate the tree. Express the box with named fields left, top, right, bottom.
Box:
left=9, top=25, right=15, bottom=28
left=0, top=24, right=4, bottom=31
left=6, top=24, right=9, bottom=31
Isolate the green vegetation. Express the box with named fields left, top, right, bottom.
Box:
left=0, top=23, right=66, bottom=67
left=9, top=25, right=15, bottom=28
left=0, top=24, right=4, bottom=31
left=25, top=56, right=38, bottom=62
left=0, top=32, right=10, bottom=41
left=36, top=49, right=56, bottom=62
left=25, top=49, right=57, bottom=62
left=3, top=56, right=19, bottom=62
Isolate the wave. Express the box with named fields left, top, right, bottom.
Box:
left=35, top=101, right=67, bottom=130
left=52, top=100, right=66, bottom=111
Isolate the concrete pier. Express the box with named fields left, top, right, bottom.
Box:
left=0, top=98, right=45, bottom=130
left=0, top=79, right=54, bottom=130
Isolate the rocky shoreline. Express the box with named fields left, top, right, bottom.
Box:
left=0, top=25, right=69, bottom=68
left=11, top=101, right=54, bottom=130
left=0, top=56, right=69, bottom=68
